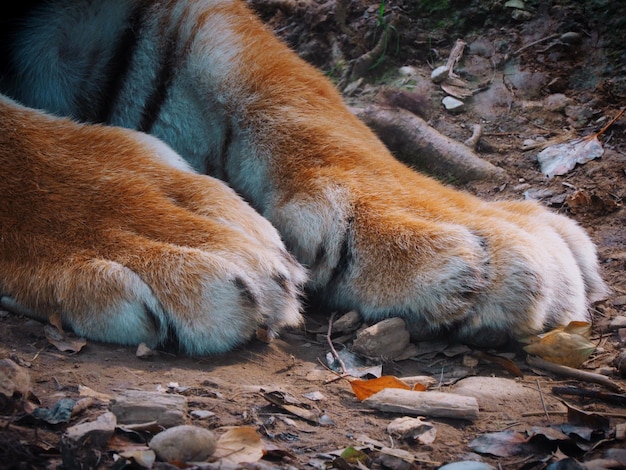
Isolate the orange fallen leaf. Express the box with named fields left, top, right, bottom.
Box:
left=350, top=376, right=415, bottom=401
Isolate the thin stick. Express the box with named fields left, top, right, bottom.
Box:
left=326, top=312, right=348, bottom=375
left=586, top=107, right=625, bottom=140
left=536, top=379, right=551, bottom=423
left=508, top=34, right=559, bottom=58
left=463, top=124, right=483, bottom=150
left=522, top=410, right=626, bottom=419
left=526, top=355, right=624, bottom=393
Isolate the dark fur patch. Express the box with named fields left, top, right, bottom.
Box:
left=233, top=276, right=258, bottom=308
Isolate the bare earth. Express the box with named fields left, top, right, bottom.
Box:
left=1, top=1, right=625, bottom=468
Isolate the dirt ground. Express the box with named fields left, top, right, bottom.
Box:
left=1, top=1, right=625, bottom=469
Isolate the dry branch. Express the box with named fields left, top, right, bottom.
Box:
left=351, top=105, right=507, bottom=182
left=363, top=388, right=479, bottom=421
left=526, top=355, right=624, bottom=393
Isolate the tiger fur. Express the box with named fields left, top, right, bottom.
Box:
left=0, top=0, right=607, bottom=354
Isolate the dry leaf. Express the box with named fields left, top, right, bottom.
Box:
left=43, top=324, right=87, bottom=353
left=473, top=351, right=524, bottom=378
left=522, top=321, right=594, bottom=368
left=213, top=426, right=265, bottom=464
left=48, top=312, right=64, bottom=332
left=350, top=376, right=412, bottom=401
left=537, top=136, right=604, bottom=178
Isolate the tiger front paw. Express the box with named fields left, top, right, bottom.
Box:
left=276, top=171, right=607, bottom=345
left=0, top=100, right=306, bottom=355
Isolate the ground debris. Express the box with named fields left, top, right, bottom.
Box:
left=109, top=389, right=188, bottom=427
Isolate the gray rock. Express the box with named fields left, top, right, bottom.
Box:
left=149, top=425, right=216, bottom=462
left=0, top=358, right=30, bottom=399
left=442, top=96, right=465, bottom=113
left=431, top=65, right=449, bottom=84
left=110, top=390, right=187, bottom=427
left=352, top=317, right=411, bottom=359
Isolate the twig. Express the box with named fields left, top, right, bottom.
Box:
left=526, top=355, right=624, bottom=393
left=506, top=33, right=560, bottom=60
left=522, top=409, right=626, bottom=419
left=326, top=312, right=348, bottom=375
left=536, top=379, right=551, bottom=423
left=445, top=39, right=466, bottom=78
left=551, top=386, right=626, bottom=406
left=585, top=108, right=625, bottom=141
left=463, top=124, right=483, bottom=150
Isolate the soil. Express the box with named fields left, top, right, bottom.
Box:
left=1, top=1, right=625, bottom=469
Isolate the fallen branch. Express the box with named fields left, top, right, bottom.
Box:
left=363, top=388, right=479, bottom=421
left=551, top=386, right=626, bottom=406
left=463, top=123, right=483, bottom=150
left=445, top=39, right=466, bottom=79
left=351, top=105, right=507, bottom=182
left=326, top=312, right=348, bottom=376
left=526, top=355, right=624, bottom=393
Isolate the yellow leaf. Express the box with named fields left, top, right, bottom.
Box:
left=350, top=376, right=412, bottom=401
left=523, top=322, right=595, bottom=368
left=213, top=426, right=264, bottom=464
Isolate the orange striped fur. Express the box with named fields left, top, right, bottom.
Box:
left=0, top=0, right=607, bottom=354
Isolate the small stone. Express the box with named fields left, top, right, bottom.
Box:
left=61, top=412, right=118, bottom=467
left=544, top=93, right=572, bottom=113
left=149, top=425, right=216, bottom=463
left=387, top=416, right=436, bottom=444
left=511, top=9, right=532, bottom=20
left=63, top=411, right=117, bottom=448
left=190, top=410, right=216, bottom=420
left=560, top=32, right=582, bottom=45
left=504, top=0, right=525, bottom=9
left=0, top=358, right=30, bottom=399
left=352, top=318, right=411, bottom=359
left=442, top=96, right=465, bottom=113
left=333, top=310, right=361, bottom=333
left=399, top=66, right=417, bottom=76
left=431, top=65, right=449, bottom=84
left=136, top=342, right=159, bottom=359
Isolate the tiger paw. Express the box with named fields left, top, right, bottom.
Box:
left=0, top=97, right=306, bottom=355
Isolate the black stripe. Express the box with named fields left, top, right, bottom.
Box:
left=218, top=121, right=234, bottom=179
left=137, top=9, right=183, bottom=134
left=96, top=2, right=150, bottom=124
left=327, top=218, right=354, bottom=287
left=233, top=277, right=258, bottom=309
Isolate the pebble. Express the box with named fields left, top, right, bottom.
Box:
left=387, top=416, right=436, bottom=444
left=0, top=358, right=30, bottom=399
left=190, top=410, right=216, bottom=420
left=430, top=65, right=449, bottom=83
left=63, top=411, right=117, bottom=448
left=544, top=93, right=572, bottom=113
left=399, top=65, right=418, bottom=76
left=333, top=310, right=361, bottom=333
left=442, top=96, right=465, bottom=113
left=149, top=425, right=216, bottom=463
left=352, top=317, right=411, bottom=359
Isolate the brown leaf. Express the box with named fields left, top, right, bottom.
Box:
left=43, top=324, right=87, bottom=353
left=213, top=426, right=265, bottom=464
left=350, top=376, right=412, bottom=401
left=474, top=351, right=524, bottom=378
left=522, top=321, right=595, bottom=368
